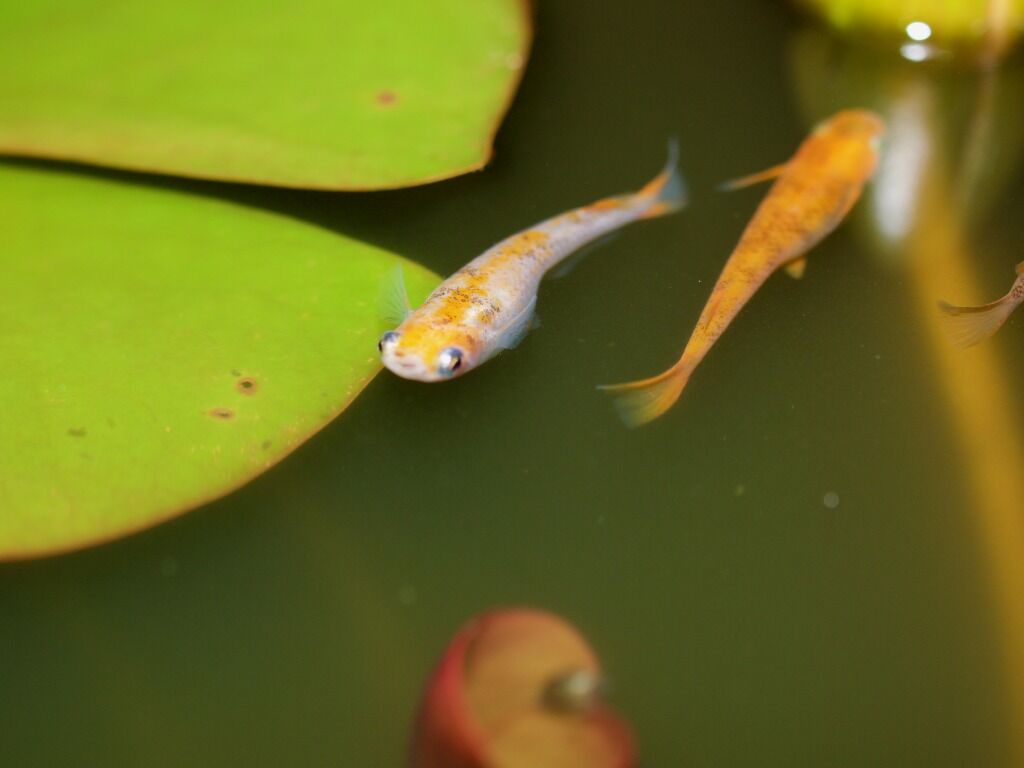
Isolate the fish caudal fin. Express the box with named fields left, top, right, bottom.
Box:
left=598, top=364, right=690, bottom=428
left=639, top=139, right=688, bottom=219
left=938, top=297, right=1016, bottom=348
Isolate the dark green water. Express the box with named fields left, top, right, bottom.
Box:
left=3, top=1, right=1024, bottom=765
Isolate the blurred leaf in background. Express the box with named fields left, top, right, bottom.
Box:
left=792, top=0, right=1023, bottom=61
left=0, top=163, right=440, bottom=559
left=0, top=0, right=531, bottom=189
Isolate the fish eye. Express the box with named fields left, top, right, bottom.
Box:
left=378, top=331, right=400, bottom=352
left=437, top=347, right=463, bottom=376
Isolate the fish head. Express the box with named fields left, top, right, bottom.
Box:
left=822, top=109, right=887, bottom=153
left=378, top=322, right=480, bottom=382
left=812, top=109, right=888, bottom=181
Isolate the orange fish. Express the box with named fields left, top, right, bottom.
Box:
left=601, top=109, right=886, bottom=426
left=939, top=262, right=1024, bottom=347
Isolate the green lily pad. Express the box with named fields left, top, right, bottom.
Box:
left=0, top=163, right=440, bottom=559
left=0, top=0, right=530, bottom=189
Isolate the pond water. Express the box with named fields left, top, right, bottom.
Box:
left=3, top=1, right=1024, bottom=765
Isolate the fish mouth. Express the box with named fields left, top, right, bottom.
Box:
left=381, top=352, right=437, bottom=382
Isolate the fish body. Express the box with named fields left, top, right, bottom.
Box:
left=380, top=148, right=686, bottom=382
left=602, top=109, right=886, bottom=427
left=939, top=261, right=1024, bottom=347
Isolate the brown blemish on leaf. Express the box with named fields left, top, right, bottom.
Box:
left=261, top=440, right=272, bottom=451
left=376, top=90, right=398, bottom=106
left=209, top=407, right=235, bottom=420
left=67, top=427, right=87, bottom=437
left=236, top=376, right=259, bottom=395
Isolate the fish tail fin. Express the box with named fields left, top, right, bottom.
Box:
left=938, top=296, right=1016, bottom=348
left=639, top=138, right=688, bottom=219
left=597, top=363, right=690, bottom=428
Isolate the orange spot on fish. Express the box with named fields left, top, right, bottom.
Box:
left=590, top=197, right=623, bottom=212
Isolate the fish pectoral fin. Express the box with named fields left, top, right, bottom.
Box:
left=379, top=265, right=413, bottom=329
left=496, top=297, right=537, bottom=350
left=718, top=162, right=788, bottom=192
left=598, top=364, right=690, bottom=428
left=784, top=257, right=808, bottom=280
left=938, top=296, right=1016, bottom=348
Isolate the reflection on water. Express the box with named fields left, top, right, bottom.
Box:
left=791, top=25, right=1024, bottom=765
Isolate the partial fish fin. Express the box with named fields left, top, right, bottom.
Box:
left=639, top=138, right=688, bottom=219
left=551, top=232, right=620, bottom=279
left=718, top=163, right=788, bottom=192
left=1016, top=261, right=1024, bottom=275
left=496, top=296, right=537, bottom=350
left=938, top=296, right=1015, bottom=348
left=597, top=364, right=690, bottom=428
left=379, top=265, right=412, bottom=329
left=784, top=257, right=808, bottom=279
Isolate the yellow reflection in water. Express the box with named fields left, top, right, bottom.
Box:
left=902, top=114, right=1024, bottom=764
left=791, top=29, right=1024, bottom=762
left=865, top=71, right=1024, bottom=766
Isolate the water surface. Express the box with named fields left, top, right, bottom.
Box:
left=2, top=1, right=1023, bottom=765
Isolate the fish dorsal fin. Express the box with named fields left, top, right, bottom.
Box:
left=718, top=162, right=788, bottom=192
left=784, top=257, right=808, bottom=279
left=379, top=265, right=412, bottom=328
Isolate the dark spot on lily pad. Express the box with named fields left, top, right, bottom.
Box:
left=67, top=427, right=87, bottom=437
left=376, top=90, right=398, bottom=106
left=209, top=407, right=234, bottom=420
left=236, top=376, right=259, bottom=395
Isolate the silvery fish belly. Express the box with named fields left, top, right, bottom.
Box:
left=379, top=145, right=686, bottom=382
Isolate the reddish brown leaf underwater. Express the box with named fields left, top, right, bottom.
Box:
left=410, top=608, right=634, bottom=768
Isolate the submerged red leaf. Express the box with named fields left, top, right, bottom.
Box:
left=411, top=608, right=634, bottom=768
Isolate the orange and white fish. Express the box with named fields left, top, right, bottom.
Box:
left=601, top=109, right=886, bottom=426
left=379, top=148, right=686, bottom=381
left=939, top=262, right=1024, bottom=347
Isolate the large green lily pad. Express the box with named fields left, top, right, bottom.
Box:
left=0, top=163, right=440, bottom=559
left=0, top=0, right=530, bottom=189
